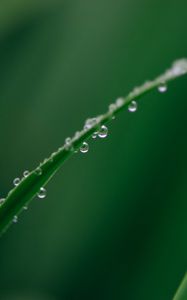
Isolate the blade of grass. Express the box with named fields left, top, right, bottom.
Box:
left=0, top=59, right=187, bottom=236
left=173, top=273, right=187, bottom=300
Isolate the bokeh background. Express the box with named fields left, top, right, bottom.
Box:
left=0, top=0, right=187, bottom=299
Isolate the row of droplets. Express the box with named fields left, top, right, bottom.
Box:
left=0, top=80, right=169, bottom=224
left=13, top=171, right=46, bottom=199
left=0, top=169, right=47, bottom=224
left=79, top=82, right=167, bottom=153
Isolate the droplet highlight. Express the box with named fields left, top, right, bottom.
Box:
left=98, top=125, right=108, bottom=138
left=92, top=132, right=98, bottom=139
left=80, top=142, right=89, bottom=153
left=35, top=167, right=42, bottom=176
left=23, top=170, right=30, bottom=178
left=13, top=178, right=20, bottom=186
left=13, top=215, right=18, bottom=223
left=158, top=82, right=167, bottom=93
left=37, top=187, right=47, bottom=199
left=128, top=101, right=137, bottom=112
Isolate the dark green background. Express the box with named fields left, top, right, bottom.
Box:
left=0, top=1, right=187, bottom=299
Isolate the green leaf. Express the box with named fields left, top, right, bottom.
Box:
left=0, top=58, right=187, bottom=236
left=173, top=273, right=187, bottom=300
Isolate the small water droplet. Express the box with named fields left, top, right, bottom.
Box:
left=13, top=215, right=18, bottom=223
left=98, top=125, right=108, bottom=138
left=92, top=132, right=98, bottom=139
left=37, top=187, right=47, bottom=199
left=128, top=101, right=137, bottom=112
left=80, top=142, right=89, bottom=153
left=116, top=97, right=124, bottom=107
left=158, top=82, right=167, bottom=93
left=109, top=103, right=116, bottom=113
left=35, top=167, right=42, bottom=176
left=0, top=198, right=5, bottom=205
left=65, top=137, right=71, bottom=144
left=84, top=118, right=97, bottom=130
left=74, top=131, right=80, bottom=139
left=65, top=137, right=73, bottom=150
left=23, top=206, right=28, bottom=210
left=23, top=170, right=29, bottom=178
left=13, top=178, right=20, bottom=186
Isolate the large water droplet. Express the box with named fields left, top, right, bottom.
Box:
left=13, top=215, right=18, bottom=223
left=158, top=82, right=167, bottom=93
left=37, top=187, right=47, bottom=199
left=13, top=178, right=20, bottom=186
left=23, top=170, right=30, bottom=178
left=128, top=101, right=137, bottom=112
left=98, top=125, right=108, bottom=138
left=80, top=142, right=89, bottom=153
left=0, top=198, right=5, bottom=205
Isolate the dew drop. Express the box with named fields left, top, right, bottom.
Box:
left=65, top=137, right=73, bottom=150
left=23, top=170, right=29, bottom=178
left=92, top=132, right=98, bottom=139
left=65, top=137, right=71, bottom=145
left=98, top=125, right=108, bottom=138
left=23, top=206, right=28, bottom=210
left=35, top=167, right=42, bottom=176
left=0, top=198, right=5, bottom=205
left=109, top=103, right=116, bottom=113
left=158, top=82, right=167, bottom=93
left=116, top=97, right=124, bottom=107
left=128, top=101, right=137, bottom=112
left=80, top=142, right=89, bottom=153
left=37, top=187, right=47, bottom=199
left=84, top=118, right=97, bottom=130
left=13, top=215, right=18, bottom=223
left=13, top=178, right=20, bottom=186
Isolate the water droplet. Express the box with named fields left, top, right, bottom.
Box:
left=37, top=187, right=47, bottom=199
left=98, top=125, right=108, bottom=138
left=84, top=118, right=97, bottom=130
left=128, top=101, right=137, bottom=112
left=109, top=103, right=116, bottom=113
left=23, top=206, right=28, bottom=210
left=23, top=170, right=29, bottom=178
left=13, top=215, right=18, bottom=223
left=0, top=198, right=5, bottom=205
left=116, top=97, right=124, bottom=107
left=64, top=137, right=73, bottom=150
left=35, top=167, right=42, bottom=176
left=65, top=137, right=71, bottom=145
left=172, top=59, right=187, bottom=76
left=158, top=82, right=167, bottom=93
left=80, top=142, right=89, bottom=153
left=13, top=178, right=20, bottom=186
left=92, top=132, right=98, bottom=139
left=74, top=131, right=80, bottom=140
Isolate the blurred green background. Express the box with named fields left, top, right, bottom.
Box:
left=0, top=0, right=187, bottom=299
